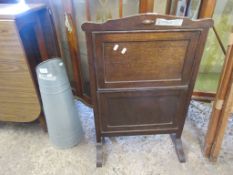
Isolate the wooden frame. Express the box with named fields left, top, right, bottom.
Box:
left=198, top=0, right=217, bottom=18
left=166, top=0, right=172, bottom=14
left=62, top=0, right=83, bottom=98
left=82, top=14, right=213, bottom=166
left=119, top=0, right=123, bottom=18
left=85, top=0, right=91, bottom=21
left=139, top=0, right=154, bottom=13
left=171, top=0, right=179, bottom=15
left=192, top=91, right=215, bottom=102
left=204, top=31, right=233, bottom=160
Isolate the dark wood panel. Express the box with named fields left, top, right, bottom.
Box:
left=98, top=88, right=187, bottom=133
left=94, top=31, right=200, bottom=88
left=82, top=14, right=213, bottom=32
left=82, top=14, right=213, bottom=166
left=104, top=40, right=187, bottom=81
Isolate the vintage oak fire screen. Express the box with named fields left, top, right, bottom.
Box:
left=82, top=14, right=213, bottom=167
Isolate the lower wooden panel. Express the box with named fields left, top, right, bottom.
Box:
left=98, top=88, right=187, bottom=134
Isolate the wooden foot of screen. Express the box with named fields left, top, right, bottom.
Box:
left=170, top=134, right=186, bottom=163
left=96, top=139, right=103, bottom=167
left=38, top=114, right=47, bottom=132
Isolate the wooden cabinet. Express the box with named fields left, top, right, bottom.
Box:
left=82, top=14, right=213, bottom=166
left=0, top=4, right=59, bottom=123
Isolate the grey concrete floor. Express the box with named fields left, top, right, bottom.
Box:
left=0, top=100, right=232, bottom=175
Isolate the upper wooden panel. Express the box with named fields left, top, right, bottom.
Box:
left=82, top=14, right=213, bottom=32
left=0, top=20, right=41, bottom=122
left=94, top=30, right=200, bottom=88
left=0, top=3, right=46, bottom=19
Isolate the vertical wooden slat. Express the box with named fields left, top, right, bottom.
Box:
left=85, top=0, right=91, bottom=21
left=204, top=31, right=233, bottom=158
left=166, top=0, right=172, bottom=15
left=139, top=0, right=154, bottom=13
left=62, top=0, right=83, bottom=97
left=171, top=0, right=179, bottom=15
left=210, top=78, right=233, bottom=161
left=119, top=0, right=123, bottom=18
left=198, top=0, right=217, bottom=18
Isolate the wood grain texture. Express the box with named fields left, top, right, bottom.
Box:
left=119, top=0, right=123, bottom=18
left=192, top=91, right=215, bottom=102
left=85, top=0, right=91, bottom=21
left=198, top=0, right=217, bottom=18
left=82, top=14, right=213, bottom=31
left=171, top=0, right=178, bottom=15
left=62, top=0, right=84, bottom=98
left=139, top=0, right=154, bottom=13
left=166, top=0, right=172, bottom=14
left=210, top=79, right=233, bottom=161
left=204, top=32, right=233, bottom=158
left=98, top=89, right=185, bottom=133
left=94, top=31, right=199, bottom=88
left=0, top=20, right=40, bottom=122
left=82, top=14, right=213, bottom=165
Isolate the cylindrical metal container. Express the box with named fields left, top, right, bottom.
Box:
left=36, top=58, right=83, bottom=149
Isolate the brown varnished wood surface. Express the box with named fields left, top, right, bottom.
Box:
left=0, top=20, right=41, bottom=122
left=204, top=30, right=233, bottom=160
left=82, top=14, right=213, bottom=137
left=198, top=0, right=217, bottom=18
left=82, top=14, right=213, bottom=164
left=139, top=0, right=154, bottom=13
left=98, top=88, right=186, bottom=133
left=94, top=31, right=200, bottom=88
left=82, top=14, right=213, bottom=31
left=62, top=0, right=84, bottom=98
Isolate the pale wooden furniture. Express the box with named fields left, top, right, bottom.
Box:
left=0, top=20, right=40, bottom=122
left=82, top=14, right=213, bottom=167
left=0, top=4, right=59, bottom=123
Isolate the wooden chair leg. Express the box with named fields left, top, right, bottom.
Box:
left=170, top=133, right=186, bottom=163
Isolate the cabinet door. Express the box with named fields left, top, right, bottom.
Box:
left=97, top=87, right=187, bottom=135
left=94, top=30, right=200, bottom=88
left=0, top=21, right=40, bottom=122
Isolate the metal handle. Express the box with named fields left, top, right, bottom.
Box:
left=142, top=19, right=154, bottom=25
